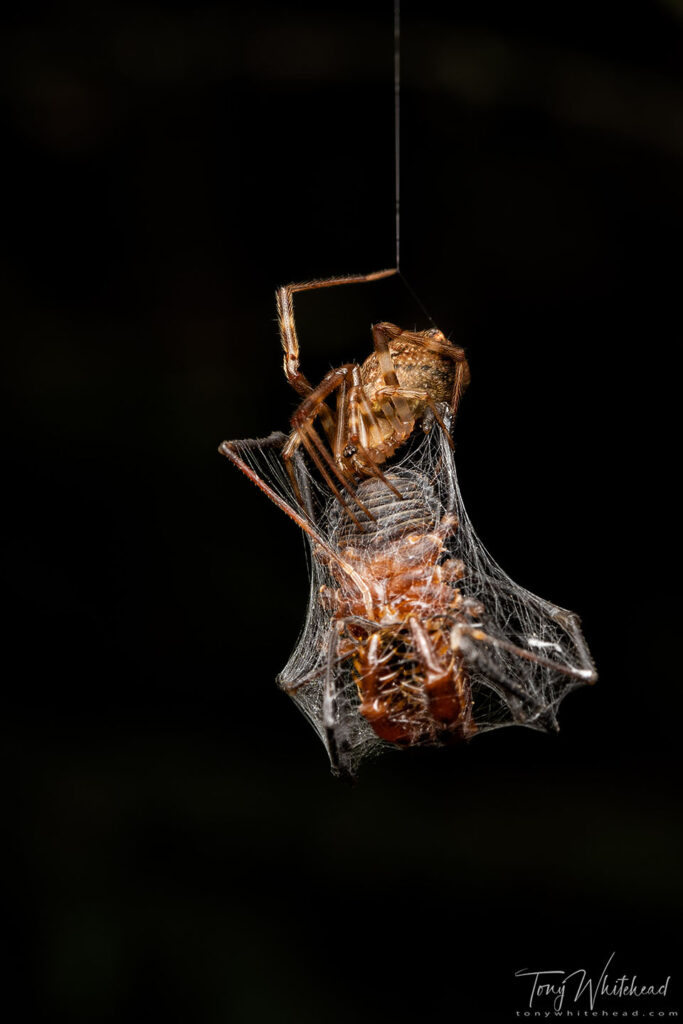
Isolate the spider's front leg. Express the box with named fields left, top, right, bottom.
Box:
left=403, top=326, right=471, bottom=419
left=343, top=365, right=404, bottom=498
left=276, top=269, right=397, bottom=397
left=282, top=364, right=375, bottom=525
left=375, top=384, right=455, bottom=449
left=371, top=322, right=471, bottom=424
left=275, top=270, right=397, bottom=490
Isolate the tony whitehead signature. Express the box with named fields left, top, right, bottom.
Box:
left=515, top=952, right=671, bottom=1011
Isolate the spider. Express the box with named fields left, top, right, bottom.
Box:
left=276, top=268, right=470, bottom=525
left=219, top=269, right=597, bottom=777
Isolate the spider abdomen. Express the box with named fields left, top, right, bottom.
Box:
left=360, top=340, right=456, bottom=408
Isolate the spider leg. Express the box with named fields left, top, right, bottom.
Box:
left=296, top=423, right=369, bottom=528
left=427, top=338, right=468, bottom=419
left=377, top=326, right=470, bottom=420
left=450, top=359, right=468, bottom=420
left=370, top=322, right=414, bottom=429
left=283, top=364, right=378, bottom=524
left=333, top=373, right=348, bottom=464
left=288, top=364, right=352, bottom=465
left=346, top=369, right=403, bottom=499
left=276, top=269, right=398, bottom=397
left=374, top=385, right=456, bottom=452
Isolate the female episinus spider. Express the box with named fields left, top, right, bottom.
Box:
left=219, top=269, right=597, bottom=779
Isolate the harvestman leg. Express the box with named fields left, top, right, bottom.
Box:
left=218, top=432, right=373, bottom=614
left=458, top=625, right=597, bottom=682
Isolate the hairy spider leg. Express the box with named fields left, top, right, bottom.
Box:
left=375, top=385, right=456, bottom=449
left=345, top=365, right=404, bottom=498
left=276, top=269, right=398, bottom=493
left=372, top=323, right=470, bottom=441
left=283, top=365, right=375, bottom=527
left=276, top=268, right=398, bottom=396
left=370, top=322, right=415, bottom=432
left=334, top=373, right=348, bottom=463
left=414, top=332, right=470, bottom=419
left=450, top=359, right=468, bottom=420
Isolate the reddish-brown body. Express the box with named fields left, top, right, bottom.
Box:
left=321, top=514, right=479, bottom=745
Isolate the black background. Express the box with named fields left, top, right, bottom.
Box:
left=3, top=1, right=681, bottom=1021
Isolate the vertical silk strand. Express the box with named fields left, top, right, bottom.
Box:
left=394, top=0, right=401, bottom=271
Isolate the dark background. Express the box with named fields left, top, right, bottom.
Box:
left=3, top=1, right=681, bottom=1021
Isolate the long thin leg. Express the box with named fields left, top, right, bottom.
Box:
left=376, top=385, right=455, bottom=449
left=370, top=322, right=414, bottom=429
left=218, top=436, right=374, bottom=615
left=230, top=430, right=316, bottom=523
left=218, top=434, right=326, bottom=543
left=414, top=332, right=469, bottom=418
left=333, top=374, right=349, bottom=463
left=276, top=268, right=397, bottom=397
left=457, top=625, right=597, bottom=682
left=297, top=423, right=368, bottom=528
left=373, top=322, right=470, bottom=420
left=449, top=359, right=468, bottom=419
left=283, top=364, right=376, bottom=522
left=346, top=366, right=403, bottom=498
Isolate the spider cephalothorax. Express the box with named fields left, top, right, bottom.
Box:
left=275, top=274, right=470, bottom=520
left=344, top=321, right=471, bottom=474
